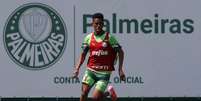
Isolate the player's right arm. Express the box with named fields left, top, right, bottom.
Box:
left=73, top=34, right=90, bottom=78
left=73, top=51, right=88, bottom=78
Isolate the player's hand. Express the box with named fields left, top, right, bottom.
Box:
left=72, top=68, right=79, bottom=78
left=119, top=69, right=126, bottom=81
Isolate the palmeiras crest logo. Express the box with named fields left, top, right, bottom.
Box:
left=3, top=3, right=67, bottom=70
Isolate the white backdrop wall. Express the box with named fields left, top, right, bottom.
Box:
left=0, top=0, right=201, bottom=97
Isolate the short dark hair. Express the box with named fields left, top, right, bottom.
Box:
left=92, top=13, right=104, bottom=21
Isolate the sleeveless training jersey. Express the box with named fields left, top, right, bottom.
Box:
left=82, top=32, right=119, bottom=71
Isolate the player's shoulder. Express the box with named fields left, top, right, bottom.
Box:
left=107, top=32, right=117, bottom=40
left=84, top=33, right=93, bottom=39
left=83, top=33, right=93, bottom=44
left=106, top=32, right=119, bottom=45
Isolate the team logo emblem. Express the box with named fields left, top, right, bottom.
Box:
left=3, top=3, right=67, bottom=70
left=102, top=41, right=107, bottom=48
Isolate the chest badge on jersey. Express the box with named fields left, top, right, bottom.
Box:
left=102, top=41, right=107, bottom=48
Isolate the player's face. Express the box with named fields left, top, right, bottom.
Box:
left=92, top=18, right=103, bottom=34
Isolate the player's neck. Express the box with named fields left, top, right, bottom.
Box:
left=94, top=31, right=105, bottom=36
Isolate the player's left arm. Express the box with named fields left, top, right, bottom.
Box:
left=110, top=34, right=126, bottom=81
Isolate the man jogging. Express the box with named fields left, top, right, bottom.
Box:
left=73, top=13, right=125, bottom=101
